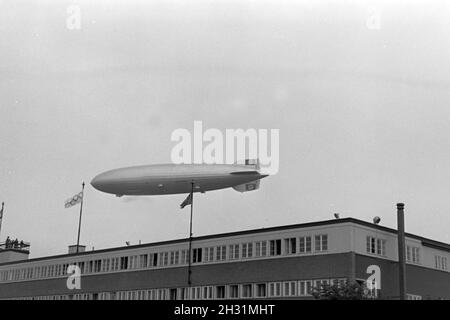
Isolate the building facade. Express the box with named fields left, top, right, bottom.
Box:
left=0, top=218, right=448, bottom=300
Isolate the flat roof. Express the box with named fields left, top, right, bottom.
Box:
left=0, top=217, right=449, bottom=267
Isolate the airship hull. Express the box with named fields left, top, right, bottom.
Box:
left=91, top=163, right=268, bottom=196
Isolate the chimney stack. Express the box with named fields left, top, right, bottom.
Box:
left=397, top=203, right=407, bottom=300
left=68, top=244, right=86, bottom=254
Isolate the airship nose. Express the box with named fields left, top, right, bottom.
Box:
left=90, top=172, right=113, bottom=191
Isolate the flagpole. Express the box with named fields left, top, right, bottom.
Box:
left=187, top=182, right=194, bottom=287
left=0, top=202, right=4, bottom=242
left=76, top=182, right=85, bottom=254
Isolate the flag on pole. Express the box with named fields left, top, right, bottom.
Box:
left=180, top=193, right=192, bottom=209
left=65, top=191, right=83, bottom=208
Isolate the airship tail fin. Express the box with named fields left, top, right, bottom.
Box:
left=233, top=179, right=260, bottom=192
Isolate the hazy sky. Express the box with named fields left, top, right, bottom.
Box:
left=1, top=0, right=449, bottom=258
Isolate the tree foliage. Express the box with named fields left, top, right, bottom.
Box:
left=311, top=281, right=373, bottom=300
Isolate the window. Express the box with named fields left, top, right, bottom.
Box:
left=269, top=282, right=282, bottom=297
left=157, top=289, right=166, bottom=300
left=176, top=288, right=187, bottom=300
left=150, top=253, right=158, bottom=267
left=101, top=259, right=109, bottom=272
left=284, top=238, right=297, bottom=254
left=367, top=236, right=375, bottom=254
left=192, top=248, right=202, bottom=263
left=376, top=239, right=385, bottom=255
left=229, top=285, right=239, bottom=299
left=49, top=265, right=54, bottom=277
left=315, top=235, right=328, bottom=252
left=204, top=247, right=214, bottom=262
left=174, top=251, right=179, bottom=265
left=269, top=240, right=281, bottom=256
left=406, top=246, right=420, bottom=264
left=366, top=236, right=386, bottom=256
left=114, top=258, right=120, bottom=271
left=181, top=250, right=189, bottom=265
left=139, top=254, right=148, bottom=268
left=299, top=236, right=312, bottom=253
left=161, top=252, right=169, bottom=266
left=169, top=251, right=179, bottom=265
left=435, top=255, right=448, bottom=271
left=203, top=286, right=213, bottom=299
left=190, top=287, right=201, bottom=300
left=284, top=281, right=296, bottom=296
left=119, top=257, right=128, bottom=270
left=78, top=262, right=85, bottom=274
left=55, top=265, right=61, bottom=277
left=229, top=244, right=240, bottom=260
left=130, top=256, right=138, bottom=269
left=216, top=246, right=226, bottom=261
left=298, top=280, right=312, bottom=296
left=255, top=241, right=267, bottom=257
left=241, top=284, right=253, bottom=298
left=412, top=247, right=419, bottom=263
left=169, top=289, right=177, bottom=300
left=148, top=290, right=156, bottom=300
left=256, top=283, right=267, bottom=298
left=216, top=286, right=226, bottom=299
left=94, top=260, right=102, bottom=273
left=242, top=243, right=253, bottom=258
left=407, top=294, right=422, bottom=300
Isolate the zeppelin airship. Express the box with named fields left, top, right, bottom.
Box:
left=90, top=160, right=268, bottom=197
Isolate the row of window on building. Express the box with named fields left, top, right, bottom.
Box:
left=366, top=236, right=449, bottom=271
left=7, top=278, right=348, bottom=300
left=6, top=290, right=425, bottom=301
left=1, top=234, right=446, bottom=284
left=366, top=237, right=422, bottom=263
left=0, top=234, right=329, bottom=283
